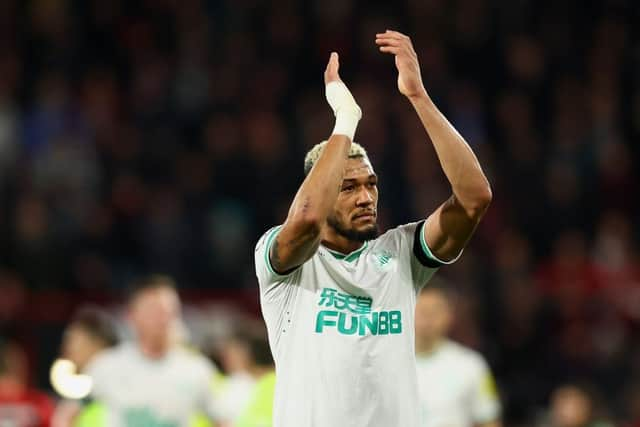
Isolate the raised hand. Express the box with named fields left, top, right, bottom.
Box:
left=324, top=52, right=342, bottom=85
left=375, top=30, right=426, bottom=99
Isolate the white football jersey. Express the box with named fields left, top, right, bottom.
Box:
left=86, top=342, right=216, bottom=427
left=255, top=221, right=452, bottom=427
left=416, top=340, right=501, bottom=427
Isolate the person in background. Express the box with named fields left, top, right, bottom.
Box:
left=211, top=331, right=258, bottom=427
left=86, top=275, right=219, bottom=427
left=0, top=340, right=55, bottom=427
left=415, top=285, right=501, bottom=427
left=51, top=306, right=119, bottom=427
left=545, top=384, right=613, bottom=427
left=235, top=333, right=276, bottom=427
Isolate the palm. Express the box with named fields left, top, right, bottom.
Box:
left=377, top=30, right=425, bottom=98
left=395, top=56, right=422, bottom=98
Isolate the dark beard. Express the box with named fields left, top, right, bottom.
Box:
left=327, top=215, right=379, bottom=242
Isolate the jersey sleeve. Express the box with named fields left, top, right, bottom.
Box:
left=254, top=226, right=301, bottom=296
left=386, top=221, right=459, bottom=290
left=470, top=357, right=501, bottom=424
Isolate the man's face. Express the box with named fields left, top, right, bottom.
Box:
left=327, top=157, right=379, bottom=242
left=415, top=290, right=452, bottom=343
left=129, top=286, right=181, bottom=349
left=551, top=386, right=592, bottom=427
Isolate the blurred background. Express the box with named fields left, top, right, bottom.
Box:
left=0, top=0, right=638, bottom=425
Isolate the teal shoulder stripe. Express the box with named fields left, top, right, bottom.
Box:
left=264, top=226, right=284, bottom=276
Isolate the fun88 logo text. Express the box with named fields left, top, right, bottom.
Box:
left=314, top=288, right=402, bottom=336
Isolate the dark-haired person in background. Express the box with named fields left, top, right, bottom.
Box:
left=235, top=333, right=276, bottom=427
left=85, top=275, right=219, bottom=427
left=52, top=306, right=119, bottom=427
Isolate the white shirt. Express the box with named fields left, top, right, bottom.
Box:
left=212, top=372, right=256, bottom=423
left=416, top=340, right=501, bottom=427
left=86, top=342, right=216, bottom=427
left=255, top=221, right=450, bottom=427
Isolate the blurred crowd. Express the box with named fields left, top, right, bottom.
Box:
left=0, top=0, right=638, bottom=425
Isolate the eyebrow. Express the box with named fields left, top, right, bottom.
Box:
left=342, top=175, right=378, bottom=184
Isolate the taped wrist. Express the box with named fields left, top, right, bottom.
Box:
left=325, top=81, right=362, bottom=141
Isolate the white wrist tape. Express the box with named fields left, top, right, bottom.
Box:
left=325, top=81, right=362, bottom=141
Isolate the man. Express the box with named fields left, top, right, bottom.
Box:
left=0, top=340, right=54, bottom=427
left=52, top=307, right=119, bottom=427
left=415, top=286, right=501, bottom=427
left=254, top=30, right=492, bottom=426
left=61, top=306, right=120, bottom=373
left=235, top=333, right=276, bottom=427
left=86, top=275, right=218, bottom=427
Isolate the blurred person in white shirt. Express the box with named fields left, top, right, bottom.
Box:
left=86, top=275, right=219, bottom=427
left=415, top=285, right=501, bottom=427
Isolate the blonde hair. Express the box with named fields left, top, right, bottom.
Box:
left=304, top=140, right=369, bottom=175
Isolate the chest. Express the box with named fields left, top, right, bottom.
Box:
left=104, top=360, right=201, bottom=412
left=417, top=358, right=475, bottom=409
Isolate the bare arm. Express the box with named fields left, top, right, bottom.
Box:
left=270, top=53, right=361, bottom=273
left=376, top=30, right=492, bottom=261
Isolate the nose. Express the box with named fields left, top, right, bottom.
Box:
left=355, top=186, right=374, bottom=206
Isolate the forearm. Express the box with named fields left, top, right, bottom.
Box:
left=288, top=135, right=350, bottom=227
left=409, top=92, right=492, bottom=215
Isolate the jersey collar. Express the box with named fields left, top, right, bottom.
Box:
left=324, top=241, right=369, bottom=262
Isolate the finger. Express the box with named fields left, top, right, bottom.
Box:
left=375, top=38, right=402, bottom=46
left=326, top=52, right=339, bottom=72
left=324, top=51, right=341, bottom=84
left=385, top=29, right=410, bottom=40
left=379, top=46, right=401, bottom=54
left=375, top=33, right=405, bottom=42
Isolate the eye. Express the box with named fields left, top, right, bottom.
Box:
left=342, top=185, right=355, bottom=192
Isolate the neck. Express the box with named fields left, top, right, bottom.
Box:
left=321, top=227, right=365, bottom=254
left=138, top=339, right=169, bottom=359
left=416, top=337, right=443, bottom=355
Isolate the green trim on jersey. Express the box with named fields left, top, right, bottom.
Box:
left=418, top=221, right=454, bottom=265
left=325, top=241, right=369, bottom=262
left=264, top=226, right=286, bottom=276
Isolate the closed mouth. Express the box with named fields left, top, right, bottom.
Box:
left=353, top=212, right=376, bottom=220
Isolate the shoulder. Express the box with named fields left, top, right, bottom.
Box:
left=372, top=221, right=422, bottom=249
left=255, top=225, right=282, bottom=252
left=443, top=341, right=490, bottom=372
left=85, top=343, right=131, bottom=380
left=90, top=343, right=129, bottom=366
left=172, top=347, right=216, bottom=375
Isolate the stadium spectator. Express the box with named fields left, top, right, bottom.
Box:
left=0, top=340, right=54, bottom=427
left=543, top=384, right=613, bottom=427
